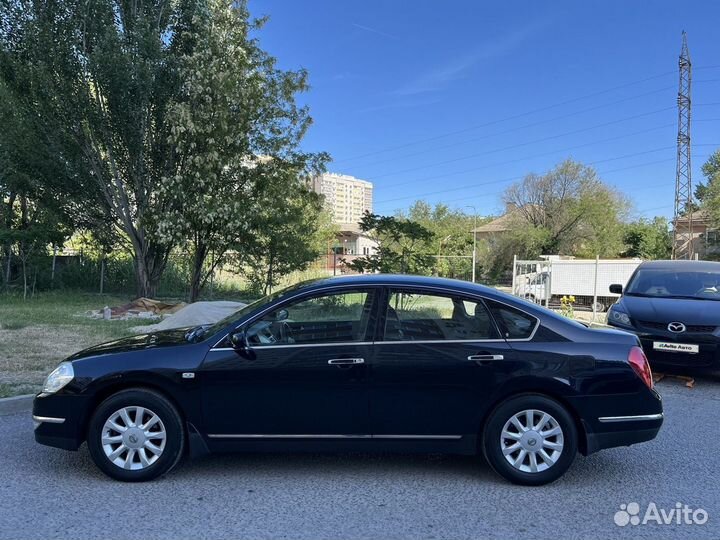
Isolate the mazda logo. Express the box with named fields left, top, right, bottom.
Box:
left=668, top=322, right=686, bottom=333
left=129, top=435, right=138, bottom=444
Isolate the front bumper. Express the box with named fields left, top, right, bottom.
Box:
left=33, top=393, right=91, bottom=451
left=607, top=323, right=720, bottom=371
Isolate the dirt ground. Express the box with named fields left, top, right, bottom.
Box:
left=0, top=293, right=156, bottom=397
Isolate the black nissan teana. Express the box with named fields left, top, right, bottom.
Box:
left=33, top=274, right=663, bottom=485
left=607, top=260, right=720, bottom=374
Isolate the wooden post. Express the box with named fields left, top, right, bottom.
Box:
left=51, top=245, right=57, bottom=286
left=99, top=256, right=105, bottom=295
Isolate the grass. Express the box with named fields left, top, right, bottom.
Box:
left=0, top=291, right=158, bottom=397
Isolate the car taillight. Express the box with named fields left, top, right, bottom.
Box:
left=628, top=346, right=653, bottom=389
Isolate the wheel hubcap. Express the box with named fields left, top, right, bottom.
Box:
left=101, top=406, right=166, bottom=470
left=500, top=409, right=564, bottom=473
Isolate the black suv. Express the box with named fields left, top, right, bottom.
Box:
left=607, top=259, right=720, bottom=373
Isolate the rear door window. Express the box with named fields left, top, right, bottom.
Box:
left=384, top=290, right=499, bottom=341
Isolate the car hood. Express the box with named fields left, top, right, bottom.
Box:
left=68, top=328, right=195, bottom=361
left=620, top=295, right=720, bottom=324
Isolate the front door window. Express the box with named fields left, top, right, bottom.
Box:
left=246, top=289, right=376, bottom=346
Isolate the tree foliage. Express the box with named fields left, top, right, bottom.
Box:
left=502, top=160, right=629, bottom=256
left=699, top=150, right=720, bottom=234
left=1, top=0, right=328, bottom=299
left=621, top=217, right=672, bottom=259
left=344, top=212, right=434, bottom=275
left=400, top=201, right=488, bottom=279
left=155, top=0, right=327, bottom=300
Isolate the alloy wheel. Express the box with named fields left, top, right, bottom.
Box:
left=500, top=409, right=564, bottom=473
left=101, top=406, right=167, bottom=470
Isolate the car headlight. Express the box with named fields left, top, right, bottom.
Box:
left=609, top=308, right=632, bottom=327
left=42, top=361, right=74, bottom=394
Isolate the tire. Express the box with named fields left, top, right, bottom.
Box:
left=87, top=388, right=185, bottom=482
left=482, top=394, right=578, bottom=486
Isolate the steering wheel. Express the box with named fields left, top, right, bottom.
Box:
left=247, top=321, right=276, bottom=345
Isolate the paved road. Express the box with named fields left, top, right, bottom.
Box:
left=1, top=378, right=719, bottom=540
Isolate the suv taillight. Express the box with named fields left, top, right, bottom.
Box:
left=628, top=346, right=653, bottom=389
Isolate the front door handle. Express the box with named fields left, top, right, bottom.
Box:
left=328, top=358, right=365, bottom=365
left=467, top=354, right=504, bottom=361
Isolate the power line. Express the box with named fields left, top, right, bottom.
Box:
left=374, top=145, right=679, bottom=205
left=331, top=66, right=720, bottom=165
left=345, top=85, right=676, bottom=172
left=368, top=107, right=676, bottom=181
left=375, top=123, right=675, bottom=191
left=331, top=70, right=677, bottom=164
left=375, top=154, right=713, bottom=210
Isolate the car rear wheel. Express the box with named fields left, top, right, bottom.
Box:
left=482, top=394, right=577, bottom=486
left=87, top=389, right=185, bottom=482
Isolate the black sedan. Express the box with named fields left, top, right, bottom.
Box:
left=34, top=274, right=662, bottom=485
left=607, top=259, right=720, bottom=374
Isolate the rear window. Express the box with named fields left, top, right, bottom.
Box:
left=487, top=301, right=537, bottom=339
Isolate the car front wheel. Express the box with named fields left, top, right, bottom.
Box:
left=482, top=394, right=577, bottom=486
left=87, top=388, right=185, bottom=482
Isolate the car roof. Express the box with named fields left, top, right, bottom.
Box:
left=638, top=259, right=720, bottom=272
left=293, top=273, right=501, bottom=295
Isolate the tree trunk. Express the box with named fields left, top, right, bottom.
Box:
left=133, top=253, right=163, bottom=299
left=189, top=241, right=208, bottom=303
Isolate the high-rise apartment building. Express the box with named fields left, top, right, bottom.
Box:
left=311, top=173, right=373, bottom=225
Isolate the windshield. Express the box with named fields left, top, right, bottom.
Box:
left=625, top=269, right=720, bottom=300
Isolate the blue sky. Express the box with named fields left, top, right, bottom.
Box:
left=252, top=0, right=720, bottom=219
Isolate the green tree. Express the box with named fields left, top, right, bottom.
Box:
left=621, top=217, right=672, bottom=259
left=155, top=0, right=327, bottom=301
left=699, top=150, right=720, bottom=238
left=345, top=212, right=435, bottom=275
left=401, top=201, right=489, bottom=279
left=502, top=159, right=629, bottom=256
left=1, top=0, right=183, bottom=296
left=240, top=187, right=333, bottom=295
left=695, top=149, right=720, bottom=203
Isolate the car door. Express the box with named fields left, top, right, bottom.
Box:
left=200, top=287, right=379, bottom=437
left=370, top=287, right=515, bottom=439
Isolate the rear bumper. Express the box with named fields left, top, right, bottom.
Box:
left=33, top=393, right=90, bottom=451
left=582, top=413, right=663, bottom=455
left=568, top=386, right=663, bottom=456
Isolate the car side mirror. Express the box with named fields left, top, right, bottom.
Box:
left=230, top=330, right=250, bottom=351
left=609, top=284, right=623, bottom=294
left=274, top=309, right=289, bottom=322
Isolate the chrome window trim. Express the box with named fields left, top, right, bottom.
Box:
left=598, top=413, right=664, bottom=423
left=381, top=285, right=540, bottom=342
left=211, top=282, right=541, bottom=349
left=207, top=433, right=462, bottom=440
left=32, top=415, right=65, bottom=424
left=376, top=338, right=507, bottom=345
left=209, top=341, right=374, bottom=352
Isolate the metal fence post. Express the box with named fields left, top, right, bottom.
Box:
left=511, top=255, right=517, bottom=296
left=592, top=255, right=599, bottom=322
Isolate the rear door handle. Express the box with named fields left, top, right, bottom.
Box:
left=467, top=354, right=504, bottom=361
left=328, top=358, right=365, bottom=365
